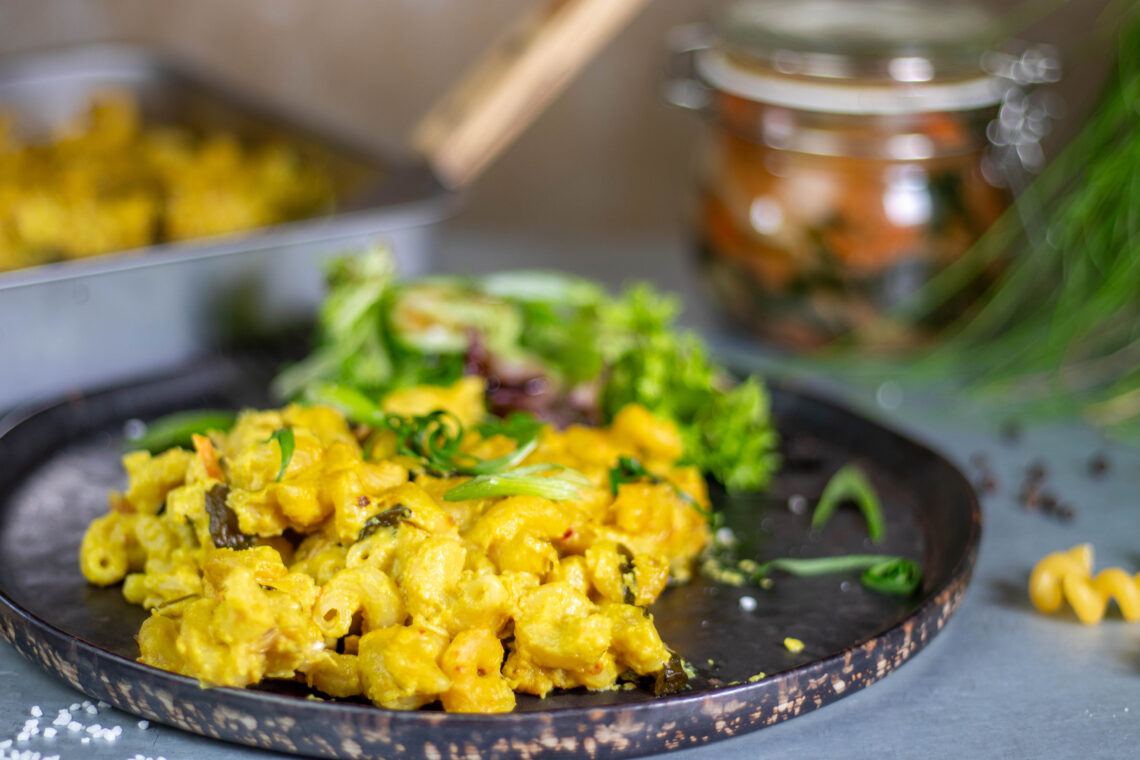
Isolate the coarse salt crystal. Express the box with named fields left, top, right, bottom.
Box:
left=0, top=740, right=10, bottom=749
left=85, top=724, right=101, bottom=734
left=96, top=700, right=109, bottom=709
left=739, top=595, right=757, bottom=611
left=41, top=729, right=55, bottom=740
left=80, top=737, right=90, bottom=744
left=29, top=707, right=42, bottom=718
left=137, top=720, right=150, bottom=730
left=84, top=705, right=97, bottom=715
left=66, top=722, right=81, bottom=732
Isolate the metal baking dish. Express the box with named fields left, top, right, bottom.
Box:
left=0, top=44, right=452, bottom=411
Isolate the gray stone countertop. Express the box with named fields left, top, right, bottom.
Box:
left=1, top=231, right=1137, bottom=759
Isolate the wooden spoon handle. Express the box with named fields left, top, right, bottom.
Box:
left=411, top=0, right=651, bottom=189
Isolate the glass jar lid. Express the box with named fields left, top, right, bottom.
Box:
left=699, top=0, right=1014, bottom=114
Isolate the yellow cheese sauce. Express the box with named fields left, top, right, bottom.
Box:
left=79, top=378, right=710, bottom=713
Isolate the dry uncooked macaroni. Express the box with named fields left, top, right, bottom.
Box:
left=1028, top=544, right=1140, bottom=625
left=79, top=379, right=709, bottom=712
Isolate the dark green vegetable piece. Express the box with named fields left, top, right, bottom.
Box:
left=860, top=557, right=923, bottom=596
left=205, top=484, right=255, bottom=550
left=265, top=428, right=295, bottom=483
left=653, top=654, right=690, bottom=696
left=617, top=542, right=637, bottom=605
left=811, top=464, right=885, bottom=542
left=358, top=505, right=412, bottom=541
left=126, top=410, right=236, bottom=453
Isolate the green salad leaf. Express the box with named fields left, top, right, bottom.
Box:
left=275, top=246, right=780, bottom=494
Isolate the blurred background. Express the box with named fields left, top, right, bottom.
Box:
left=0, top=0, right=1133, bottom=430
left=0, top=0, right=1114, bottom=238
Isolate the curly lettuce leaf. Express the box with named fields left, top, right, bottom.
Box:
left=276, top=250, right=779, bottom=492
left=600, top=287, right=779, bottom=492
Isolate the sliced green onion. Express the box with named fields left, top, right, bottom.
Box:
left=444, top=464, right=591, bottom=502
left=385, top=410, right=468, bottom=476
left=266, top=428, right=295, bottom=483
left=306, top=382, right=388, bottom=427
left=860, top=557, right=923, bottom=596
left=467, top=435, right=540, bottom=475
left=812, top=464, right=885, bottom=542
left=126, top=410, right=236, bottom=453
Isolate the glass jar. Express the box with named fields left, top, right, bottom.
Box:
left=667, top=0, right=1058, bottom=350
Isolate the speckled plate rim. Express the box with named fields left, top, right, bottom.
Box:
left=0, top=378, right=981, bottom=760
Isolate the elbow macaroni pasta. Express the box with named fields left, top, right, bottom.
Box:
left=1029, top=544, right=1140, bottom=625
left=79, top=380, right=710, bottom=713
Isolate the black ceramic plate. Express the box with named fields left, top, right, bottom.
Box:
left=0, top=355, right=980, bottom=760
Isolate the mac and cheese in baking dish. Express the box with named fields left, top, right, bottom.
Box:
left=79, top=379, right=709, bottom=713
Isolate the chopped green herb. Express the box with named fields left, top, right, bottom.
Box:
left=126, top=410, right=236, bottom=453
left=752, top=554, right=922, bottom=596
left=384, top=410, right=468, bottom=477
left=608, top=455, right=710, bottom=519
left=467, top=413, right=543, bottom=475
left=616, top=542, right=637, bottom=605
left=653, top=654, right=690, bottom=696
left=339, top=406, right=543, bottom=479
left=812, top=464, right=885, bottom=542
left=475, top=412, right=544, bottom=448
left=265, top=428, right=295, bottom=483
left=860, top=557, right=924, bottom=596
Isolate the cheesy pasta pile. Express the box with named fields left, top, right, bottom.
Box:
left=0, top=92, right=334, bottom=272
left=79, top=379, right=710, bottom=712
